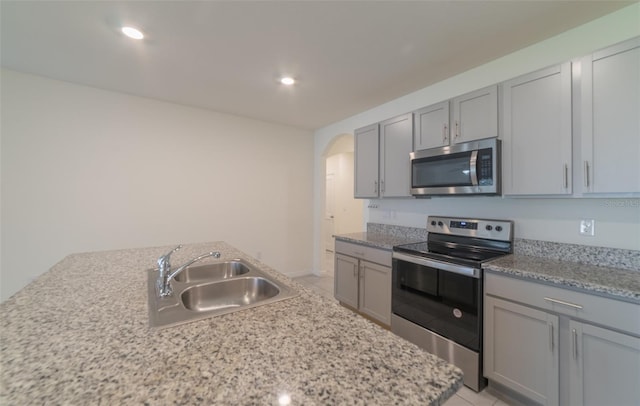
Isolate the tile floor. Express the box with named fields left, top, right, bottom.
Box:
left=292, top=274, right=514, bottom=406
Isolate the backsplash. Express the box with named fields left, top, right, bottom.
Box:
left=515, top=239, right=640, bottom=272
left=367, top=223, right=428, bottom=241
left=367, top=223, right=639, bottom=272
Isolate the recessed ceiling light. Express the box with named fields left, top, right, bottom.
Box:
left=121, top=26, right=144, bottom=40
left=280, top=76, right=295, bottom=86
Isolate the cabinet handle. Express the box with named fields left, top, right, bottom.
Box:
left=374, top=180, right=378, bottom=194
left=381, top=179, right=385, bottom=193
left=549, top=322, right=554, bottom=352
left=584, top=161, right=590, bottom=188
left=572, top=328, right=578, bottom=360
left=563, top=164, right=569, bottom=189
left=455, top=121, right=459, bottom=139
left=544, top=297, right=583, bottom=310
left=443, top=124, right=448, bottom=143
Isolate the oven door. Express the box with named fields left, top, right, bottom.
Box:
left=391, top=253, right=482, bottom=352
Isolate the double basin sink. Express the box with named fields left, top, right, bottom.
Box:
left=147, top=259, right=298, bottom=328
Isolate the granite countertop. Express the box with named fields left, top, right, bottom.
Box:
left=334, top=232, right=423, bottom=250
left=0, top=242, right=462, bottom=405
left=485, top=254, right=640, bottom=304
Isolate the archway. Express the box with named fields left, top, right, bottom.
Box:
left=320, top=133, right=364, bottom=276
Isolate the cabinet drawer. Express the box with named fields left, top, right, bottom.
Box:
left=485, top=272, right=640, bottom=336
left=335, top=240, right=392, bottom=267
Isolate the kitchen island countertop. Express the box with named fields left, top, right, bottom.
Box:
left=0, top=241, right=462, bottom=405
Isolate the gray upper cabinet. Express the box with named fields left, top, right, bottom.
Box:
left=502, top=63, right=573, bottom=195
left=451, top=85, right=498, bottom=144
left=413, top=101, right=450, bottom=151
left=379, top=113, right=413, bottom=197
left=354, top=114, right=412, bottom=199
left=580, top=37, right=640, bottom=195
left=354, top=123, right=379, bottom=198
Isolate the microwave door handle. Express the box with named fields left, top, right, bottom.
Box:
left=469, top=150, right=479, bottom=186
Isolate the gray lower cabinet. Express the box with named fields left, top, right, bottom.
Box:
left=334, top=240, right=392, bottom=326
left=484, top=272, right=640, bottom=406
left=569, top=321, right=640, bottom=406
left=334, top=253, right=359, bottom=309
left=484, top=296, right=559, bottom=405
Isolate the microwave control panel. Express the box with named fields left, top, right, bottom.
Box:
left=477, top=148, right=493, bottom=186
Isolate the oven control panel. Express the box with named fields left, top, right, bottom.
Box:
left=426, top=216, right=513, bottom=241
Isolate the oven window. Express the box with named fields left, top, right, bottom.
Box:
left=392, top=258, right=481, bottom=351
left=412, top=151, right=472, bottom=188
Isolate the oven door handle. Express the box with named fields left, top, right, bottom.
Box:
left=392, top=252, right=480, bottom=278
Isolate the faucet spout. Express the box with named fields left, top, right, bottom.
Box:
left=157, top=249, right=221, bottom=297
left=168, top=252, right=221, bottom=280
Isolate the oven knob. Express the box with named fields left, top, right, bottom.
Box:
left=485, top=225, right=493, bottom=231
left=495, top=226, right=503, bottom=232
left=438, top=221, right=443, bottom=227
left=431, top=220, right=437, bottom=226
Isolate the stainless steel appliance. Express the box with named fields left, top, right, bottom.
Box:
left=391, top=216, right=513, bottom=391
left=410, top=138, right=501, bottom=197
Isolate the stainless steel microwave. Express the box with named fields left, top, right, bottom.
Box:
left=410, top=138, right=501, bottom=197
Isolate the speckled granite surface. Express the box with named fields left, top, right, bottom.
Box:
left=338, top=223, right=639, bottom=305
left=515, top=238, right=640, bottom=271
left=367, top=223, right=429, bottom=242
left=334, top=223, right=427, bottom=250
left=485, top=255, right=640, bottom=304
left=0, top=242, right=462, bottom=405
left=333, top=232, right=421, bottom=250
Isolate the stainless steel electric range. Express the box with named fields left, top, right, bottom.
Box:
left=391, top=216, right=514, bottom=392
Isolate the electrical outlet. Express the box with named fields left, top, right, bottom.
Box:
left=580, top=219, right=595, bottom=236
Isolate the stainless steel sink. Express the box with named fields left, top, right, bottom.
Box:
left=173, top=260, right=250, bottom=283
left=181, top=277, right=280, bottom=312
left=147, top=259, right=298, bottom=329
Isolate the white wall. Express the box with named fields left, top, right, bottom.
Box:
left=313, top=4, right=640, bottom=271
left=1, top=69, right=314, bottom=301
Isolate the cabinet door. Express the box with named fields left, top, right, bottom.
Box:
left=569, top=321, right=640, bottom=406
left=581, top=37, right=640, bottom=194
left=413, top=101, right=449, bottom=150
left=451, top=85, right=498, bottom=144
left=334, top=253, right=359, bottom=308
left=484, top=296, right=559, bottom=406
left=354, top=124, right=379, bottom=198
left=502, top=63, right=572, bottom=195
left=380, top=113, right=413, bottom=197
left=358, top=260, right=391, bottom=325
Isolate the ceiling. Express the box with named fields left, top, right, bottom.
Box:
left=1, top=1, right=632, bottom=130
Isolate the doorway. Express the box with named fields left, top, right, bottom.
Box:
left=322, top=134, right=363, bottom=276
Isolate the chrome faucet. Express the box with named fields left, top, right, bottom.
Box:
left=156, top=245, right=221, bottom=297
